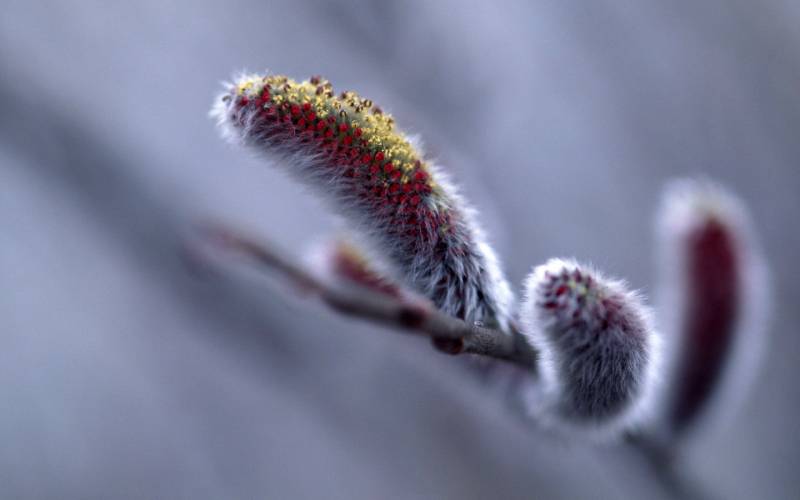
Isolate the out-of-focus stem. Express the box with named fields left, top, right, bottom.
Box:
left=626, top=435, right=716, bottom=500
left=198, top=223, right=537, bottom=369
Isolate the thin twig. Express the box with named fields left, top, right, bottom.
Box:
left=199, top=224, right=537, bottom=369
left=198, top=224, right=719, bottom=499
left=625, top=434, right=716, bottom=500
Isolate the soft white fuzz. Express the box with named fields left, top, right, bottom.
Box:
left=520, top=259, right=660, bottom=438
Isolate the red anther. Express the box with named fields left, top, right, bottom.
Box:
left=414, top=170, right=427, bottom=182
left=410, top=195, right=421, bottom=206
left=343, top=136, right=353, bottom=146
left=383, top=163, right=394, bottom=174
left=375, top=151, right=385, bottom=162
left=302, top=102, right=311, bottom=112
left=306, top=111, right=316, bottom=122
left=291, top=104, right=301, bottom=116
left=316, top=121, right=326, bottom=131
left=339, top=123, right=349, bottom=132
left=355, top=128, right=363, bottom=137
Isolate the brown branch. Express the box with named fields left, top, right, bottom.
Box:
left=199, top=224, right=537, bottom=369
left=197, top=224, right=717, bottom=499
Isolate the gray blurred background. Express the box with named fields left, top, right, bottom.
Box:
left=1, top=1, right=798, bottom=498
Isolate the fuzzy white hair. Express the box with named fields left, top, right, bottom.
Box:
left=520, top=258, right=661, bottom=439
left=211, top=76, right=513, bottom=332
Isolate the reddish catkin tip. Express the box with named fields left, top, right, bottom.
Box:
left=314, top=238, right=404, bottom=299
left=520, top=259, right=660, bottom=436
left=212, top=73, right=513, bottom=331
left=655, top=179, right=769, bottom=439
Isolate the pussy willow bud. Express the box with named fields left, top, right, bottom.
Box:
left=655, top=179, right=768, bottom=439
left=308, top=237, right=404, bottom=299
left=520, top=259, right=659, bottom=435
left=212, top=73, right=512, bottom=331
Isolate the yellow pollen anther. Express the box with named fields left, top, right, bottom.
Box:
left=230, top=73, right=441, bottom=198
